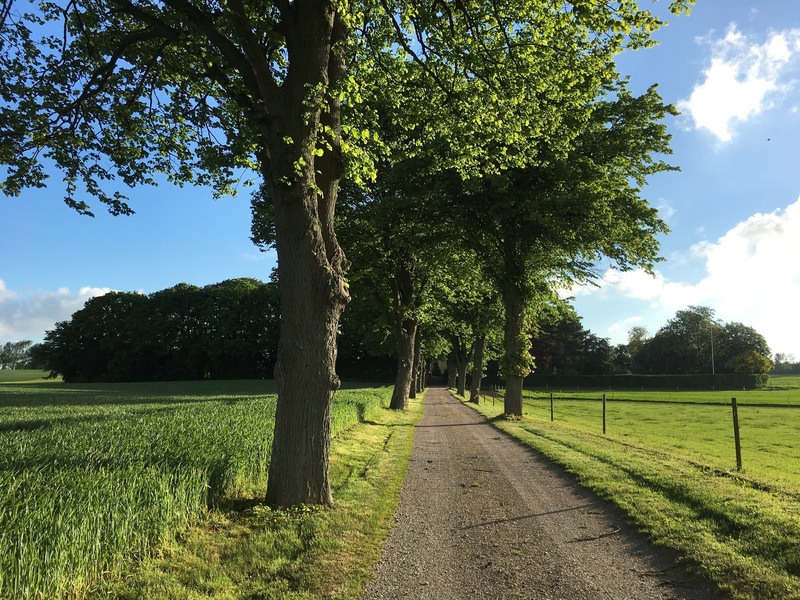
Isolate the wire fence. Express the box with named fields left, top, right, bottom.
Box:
left=475, top=386, right=800, bottom=488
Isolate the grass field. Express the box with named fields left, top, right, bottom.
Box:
left=517, top=396, right=800, bottom=492
left=468, top=375, right=800, bottom=599
left=524, top=373, right=800, bottom=405
left=0, top=371, right=412, bottom=599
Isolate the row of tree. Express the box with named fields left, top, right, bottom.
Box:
left=531, top=306, right=775, bottom=377
left=1, top=0, right=695, bottom=508
left=24, top=287, right=776, bottom=386
left=774, top=354, right=800, bottom=375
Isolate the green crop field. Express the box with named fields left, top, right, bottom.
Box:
left=0, top=373, right=391, bottom=599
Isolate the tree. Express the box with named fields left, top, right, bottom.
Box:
left=454, top=81, right=677, bottom=415
left=0, top=340, right=33, bottom=369
left=636, top=306, right=718, bottom=374
left=530, top=311, right=615, bottom=376
left=635, top=307, right=772, bottom=375
left=333, top=164, right=441, bottom=410
left=1, top=0, right=693, bottom=505
left=627, top=326, right=650, bottom=355
left=726, top=351, right=773, bottom=375
left=531, top=312, right=586, bottom=375
left=715, top=322, right=772, bottom=375
left=581, top=334, right=614, bottom=375
left=35, top=279, right=280, bottom=382
left=774, top=354, right=800, bottom=375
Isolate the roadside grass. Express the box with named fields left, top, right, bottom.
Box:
left=96, top=392, right=422, bottom=600
left=0, top=378, right=420, bottom=599
left=462, top=390, right=800, bottom=599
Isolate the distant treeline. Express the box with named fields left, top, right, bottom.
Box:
left=32, top=278, right=396, bottom=384
left=34, top=279, right=280, bottom=382
left=29, top=278, right=783, bottom=385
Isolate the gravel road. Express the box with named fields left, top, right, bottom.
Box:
left=361, top=386, right=721, bottom=600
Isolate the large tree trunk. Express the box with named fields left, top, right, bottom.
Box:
left=456, top=363, right=468, bottom=397
left=469, top=335, right=485, bottom=404
left=451, top=337, right=472, bottom=397
left=446, top=352, right=457, bottom=389
left=412, top=330, right=423, bottom=396
left=502, top=283, right=529, bottom=417
left=265, top=6, right=348, bottom=507
left=391, top=319, right=416, bottom=410
left=388, top=258, right=417, bottom=407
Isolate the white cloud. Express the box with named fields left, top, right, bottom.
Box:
left=0, top=283, right=112, bottom=341
left=655, top=199, right=676, bottom=223
left=678, top=25, right=800, bottom=142
left=0, top=280, right=17, bottom=303
left=607, top=315, right=644, bottom=340
left=575, top=196, right=800, bottom=355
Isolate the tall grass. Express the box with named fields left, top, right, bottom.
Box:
left=0, top=379, right=389, bottom=599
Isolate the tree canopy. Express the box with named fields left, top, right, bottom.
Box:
left=0, top=340, right=34, bottom=369
left=34, top=279, right=280, bottom=382
left=632, top=306, right=773, bottom=375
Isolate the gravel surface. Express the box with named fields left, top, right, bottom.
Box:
left=362, top=386, right=720, bottom=600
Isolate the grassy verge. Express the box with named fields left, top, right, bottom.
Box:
left=93, top=392, right=424, bottom=599
left=460, top=391, right=800, bottom=600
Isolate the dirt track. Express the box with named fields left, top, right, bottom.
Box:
left=362, top=386, right=720, bottom=600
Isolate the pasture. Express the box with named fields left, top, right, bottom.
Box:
left=468, top=375, right=800, bottom=598
left=524, top=373, right=800, bottom=405
left=519, top=392, right=800, bottom=491
left=0, top=372, right=394, bottom=599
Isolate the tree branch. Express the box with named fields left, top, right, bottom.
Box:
left=226, top=0, right=281, bottom=110
left=155, top=0, right=278, bottom=112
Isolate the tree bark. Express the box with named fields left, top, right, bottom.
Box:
left=411, top=328, right=423, bottom=396
left=451, top=336, right=472, bottom=397
left=469, top=335, right=485, bottom=404
left=502, top=283, right=528, bottom=417
left=456, top=363, right=468, bottom=397
left=446, top=352, right=457, bottom=389
left=265, top=5, right=348, bottom=507
left=388, top=253, right=418, bottom=408
left=391, top=318, right=416, bottom=410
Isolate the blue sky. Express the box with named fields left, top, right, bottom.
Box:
left=570, top=0, right=800, bottom=359
left=2, top=1, right=800, bottom=360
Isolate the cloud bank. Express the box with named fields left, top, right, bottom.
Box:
left=0, top=284, right=112, bottom=342
left=576, top=196, right=800, bottom=355
left=678, top=25, right=800, bottom=142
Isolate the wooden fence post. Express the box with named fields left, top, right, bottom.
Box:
left=731, top=397, right=742, bottom=471
left=550, top=393, right=554, bottom=422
